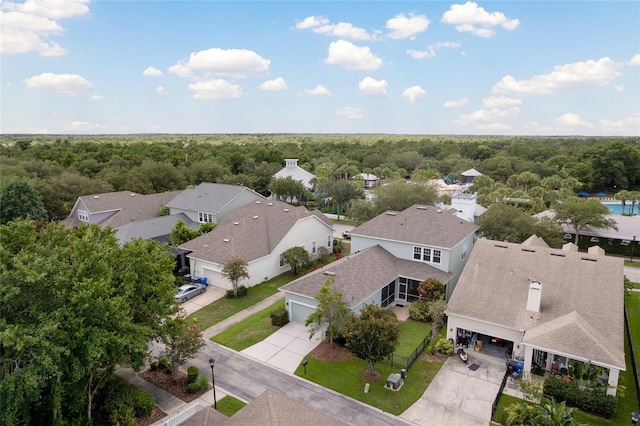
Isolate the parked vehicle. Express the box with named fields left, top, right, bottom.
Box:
left=175, top=283, right=206, bottom=303
left=342, top=231, right=351, bottom=239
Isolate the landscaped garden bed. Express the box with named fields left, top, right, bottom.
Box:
left=139, top=368, right=209, bottom=403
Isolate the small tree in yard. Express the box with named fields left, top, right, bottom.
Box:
left=305, top=277, right=349, bottom=346
left=418, top=278, right=445, bottom=302
left=222, top=256, right=250, bottom=297
left=344, top=304, right=400, bottom=377
left=282, top=246, right=310, bottom=275
left=160, top=315, right=206, bottom=379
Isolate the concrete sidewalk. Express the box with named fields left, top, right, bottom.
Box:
left=201, top=291, right=285, bottom=340
left=116, top=367, right=186, bottom=415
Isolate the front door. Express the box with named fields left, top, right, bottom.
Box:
left=399, top=281, right=408, bottom=302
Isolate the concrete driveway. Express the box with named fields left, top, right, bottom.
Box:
left=241, top=322, right=323, bottom=373
left=180, top=285, right=226, bottom=316
left=401, top=351, right=506, bottom=426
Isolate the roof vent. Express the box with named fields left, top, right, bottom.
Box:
left=284, top=208, right=290, bottom=212
left=233, top=221, right=239, bottom=225
left=268, top=202, right=273, bottom=206
left=386, top=212, right=397, bottom=216
left=223, top=238, right=230, bottom=243
left=416, top=206, right=427, bottom=210
left=550, top=253, right=566, bottom=257
left=130, top=193, right=135, bottom=197
left=93, top=195, right=99, bottom=199
left=253, top=215, right=259, bottom=219
left=581, top=257, right=597, bottom=262
left=521, top=248, right=536, bottom=253
left=495, top=244, right=508, bottom=249
left=256, top=201, right=261, bottom=204
left=323, top=271, right=336, bottom=276
left=436, top=209, right=442, bottom=213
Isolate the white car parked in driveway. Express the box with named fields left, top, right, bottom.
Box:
left=174, top=283, right=206, bottom=303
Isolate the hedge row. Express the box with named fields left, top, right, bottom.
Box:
left=543, top=376, right=616, bottom=418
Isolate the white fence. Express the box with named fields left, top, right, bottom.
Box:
left=153, top=403, right=203, bottom=426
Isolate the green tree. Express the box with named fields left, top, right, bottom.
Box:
left=417, top=278, right=446, bottom=302
left=269, top=176, right=306, bottom=202
left=537, top=397, right=583, bottom=426
left=160, top=314, right=206, bottom=378
left=344, top=304, right=400, bottom=376
left=477, top=204, right=563, bottom=246
left=504, top=401, right=541, bottom=426
left=553, top=198, right=617, bottom=244
left=0, top=178, right=47, bottom=225
left=170, top=220, right=201, bottom=246
left=0, top=221, right=177, bottom=423
left=317, top=180, right=364, bottom=220
left=305, top=277, right=349, bottom=346
left=282, top=246, right=311, bottom=275
left=221, top=256, right=250, bottom=297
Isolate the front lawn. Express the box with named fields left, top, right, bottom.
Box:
left=294, top=356, right=443, bottom=415
left=187, top=275, right=292, bottom=330
left=211, top=300, right=285, bottom=350
left=395, top=320, right=432, bottom=357
left=215, top=395, right=247, bottom=417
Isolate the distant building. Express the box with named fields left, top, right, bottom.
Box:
left=449, top=193, right=486, bottom=223
left=273, top=159, right=316, bottom=191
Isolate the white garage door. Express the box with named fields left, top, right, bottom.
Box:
left=291, top=302, right=316, bottom=323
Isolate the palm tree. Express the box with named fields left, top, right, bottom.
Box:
left=536, top=397, right=585, bottom=426
left=614, top=190, right=631, bottom=215
left=628, top=190, right=640, bottom=216
left=518, top=171, right=541, bottom=193
left=504, top=402, right=541, bottom=426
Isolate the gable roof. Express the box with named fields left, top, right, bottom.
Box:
left=273, top=159, right=316, bottom=190
left=115, top=213, right=199, bottom=244
left=535, top=209, right=639, bottom=241
left=166, top=183, right=265, bottom=213
left=282, top=245, right=453, bottom=309
left=447, top=238, right=624, bottom=369
left=179, top=200, right=332, bottom=264
left=64, top=190, right=180, bottom=228
left=351, top=204, right=478, bottom=249
left=461, top=168, right=482, bottom=177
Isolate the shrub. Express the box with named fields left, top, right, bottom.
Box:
left=101, top=375, right=155, bottom=423
left=543, top=376, right=616, bottom=418
left=187, top=366, right=199, bottom=384
left=333, top=238, right=343, bottom=254
left=408, top=300, right=431, bottom=322
left=189, top=375, right=211, bottom=393
left=434, top=337, right=454, bottom=355
left=270, top=307, right=289, bottom=327
left=317, top=246, right=330, bottom=258
left=225, top=286, right=248, bottom=298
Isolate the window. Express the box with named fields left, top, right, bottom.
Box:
left=198, top=212, right=213, bottom=223
left=327, top=235, right=332, bottom=247
left=279, top=254, right=284, bottom=268
left=422, top=248, right=431, bottom=261
left=381, top=280, right=396, bottom=308
left=78, top=210, right=89, bottom=222
left=413, top=246, right=441, bottom=264
left=312, top=241, right=317, bottom=254
left=433, top=249, right=441, bottom=264
left=462, top=244, right=467, bottom=260
left=413, top=247, right=421, bottom=260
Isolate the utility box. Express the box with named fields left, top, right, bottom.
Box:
left=386, top=373, right=403, bottom=390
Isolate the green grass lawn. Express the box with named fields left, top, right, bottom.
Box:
left=624, top=260, right=640, bottom=267
left=187, top=275, right=293, bottom=330
left=211, top=300, right=285, bottom=350
left=294, top=356, right=443, bottom=415
left=215, top=395, right=247, bottom=417
left=395, top=320, right=432, bottom=357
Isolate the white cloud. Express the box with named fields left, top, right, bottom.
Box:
left=295, top=16, right=329, bottom=30
left=259, top=77, right=288, bottom=91
left=599, top=113, right=639, bottom=130
left=630, top=54, right=640, bottom=66
left=455, top=107, right=521, bottom=125
left=303, top=85, right=331, bottom=96
left=614, top=85, right=624, bottom=92
left=482, top=96, right=522, bottom=107
left=386, top=13, right=430, bottom=40
left=407, top=41, right=460, bottom=59
left=441, top=2, right=519, bottom=38
left=0, top=0, right=89, bottom=56
left=326, top=40, right=383, bottom=71
left=155, top=86, right=168, bottom=95
left=491, top=57, right=622, bottom=96
left=24, top=73, right=93, bottom=95
left=89, top=94, right=103, bottom=101
left=358, top=77, right=388, bottom=97
left=555, top=113, right=593, bottom=128
left=143, top=66, right=163, bottom=77
left=188, top=79, right=243, bottom=100
left=403, top=85, right=426, bottom=102
left=70, top=120, right=96, bottom=129
left=170, top=48, right=270, bottom=78
left=476, top=122, right=511, bottom=131
left=444, top=96, right=469, bottom=108
left=336, top=107, right=364, bottom=119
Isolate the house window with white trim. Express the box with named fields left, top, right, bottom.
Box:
left=433, top=249, right=441, bottom=264
left=413, top=246, right=442, bottom=264
left=461, top=244, right=468, bottom=260
left=78, top=210, right=89, bottom=222
left=312, top=241, right=317, bottom=254
left=279, top=254, right=284, bottom=268
left=327, top=235, right=332, bottom=247
left=413, top=247, right=421, bottom=260
left=198, top=212, right=213, bottom=223
left=422, top=248, right=431, bottom=261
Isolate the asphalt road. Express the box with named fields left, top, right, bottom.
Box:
left=625, top=265, right=640, bottom=283
left=185, top=340, right=410, bottom=426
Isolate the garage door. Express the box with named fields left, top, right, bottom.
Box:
left=291, top=302, right=316, bottom=323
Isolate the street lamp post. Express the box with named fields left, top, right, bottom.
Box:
left=632, top=236, right=637, bottom=263
left=209, top=358, right=217, bottom=409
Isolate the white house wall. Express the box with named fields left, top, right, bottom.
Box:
left=444, top=234, right=476, bottom=299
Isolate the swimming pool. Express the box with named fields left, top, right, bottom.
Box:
left=602, top=201, right=638, bottom=215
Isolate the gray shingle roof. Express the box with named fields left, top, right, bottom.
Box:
left=351, top=204, right=479, bottom=249
left=281, top=245, right=453, bottom=309
left=67, top=190, right=180, bottom=228
left=179, top=201, right=333, bottom=263
left=166, top=183, right=265, bottom=213
left=447, top=238, right=625, bottom=369
left=115, top=213, right=198, bottom=244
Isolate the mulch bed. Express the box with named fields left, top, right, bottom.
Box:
left=309, top=341, right=355, bottom=362
left=139, top=368, right=210, bottom=403
left=136, top=405, right=167, bottom=426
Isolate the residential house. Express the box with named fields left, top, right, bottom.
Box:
left=179, top=200, right=333, bottom=289
left=273, top=159, right=316, bottom=191
left=349, top=204, right=479, bottom=300
left=449, top=193, right=487, bottom=223
left=166, top=183, right=266, bottom=225
left=281, top=245, right=453, bottom=323
left=359, top=172, right=379, bottom=188
left=446, top=237, right=625, bottom=396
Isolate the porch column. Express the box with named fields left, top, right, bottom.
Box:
left=545, top=352, right=554, bottom=371
left=523, top=345, right=534, bottom=373
left=607, top=369, right=620, bottom=397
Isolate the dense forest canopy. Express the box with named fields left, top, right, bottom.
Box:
left=1, top=134, right=638, bottom=221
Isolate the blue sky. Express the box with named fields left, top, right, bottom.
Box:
left=1, top=1, right=639, bottom=135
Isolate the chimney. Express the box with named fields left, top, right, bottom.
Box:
left=527, top=280, right=542, bottom=312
